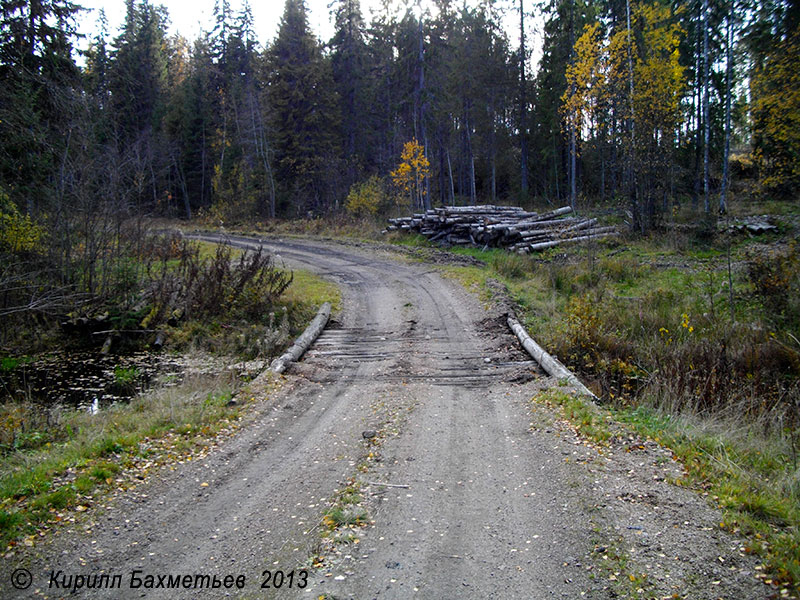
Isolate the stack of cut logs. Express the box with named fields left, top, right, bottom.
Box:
left=386, top=205, right=619, bottom=253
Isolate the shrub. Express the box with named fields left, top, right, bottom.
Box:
left=747, top=243, right=800, bottom=330
left=184, top=243, right=293, bottom=322
left=0, top=188, right=44, bottom=253
left=345, top=175, right=386, bottom=217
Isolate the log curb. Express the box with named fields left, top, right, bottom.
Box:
left=507, top=315, right=597, bottom=400
left=269, top=302, right=331, bottom=375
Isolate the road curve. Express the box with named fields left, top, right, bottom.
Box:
left=4, top=235, right=766, bottom=600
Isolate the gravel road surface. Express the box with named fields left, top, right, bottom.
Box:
left=4, top=235, right=768, bottom=600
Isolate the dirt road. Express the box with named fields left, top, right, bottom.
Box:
left=5, top=236, right=767, bottom=599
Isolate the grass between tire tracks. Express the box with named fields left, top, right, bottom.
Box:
left=309, top=392, right=417, bottom=580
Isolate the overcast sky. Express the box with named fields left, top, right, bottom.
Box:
left=77, top=0, right=349, bottom=44
left=76, top=0, right=543, bottom=65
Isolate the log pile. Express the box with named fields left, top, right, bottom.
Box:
left=386, top=205, right=620, bottom=253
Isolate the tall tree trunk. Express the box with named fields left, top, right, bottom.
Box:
left=626, top=0, right=640, bottom=231
left=438, top=139, right=447, bottom=206
left=518, top=0, right=529, bottom=194
left=568, top=0, right=576, bottom=211
left=447, top=148, right=455, bottom=206
left=702, top=0, right=711, bottom=214
left=719, top=6, right=733, bottom=215
left=569, top=125, right=577, bottom=210
left=488, top=100, right=497, bottom=203
left=176, top=159, right=192, bottom=219
left=552, top=134, right=560, bottom=201
left=692, top=0, right=702, bottom=210
left=201, top=127, right=207, bottom=206
left=415, top=13, right=430, bottom=211
left=464, top=100, right=476, bottom=205
left=424, top=137, right=431, bottom=209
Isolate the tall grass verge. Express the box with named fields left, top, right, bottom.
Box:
left=434, top=228, right=800, bottom=591
left=0, top=372, right=250, bottom=550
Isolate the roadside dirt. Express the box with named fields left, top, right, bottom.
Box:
left=3, top=235, right=769, bottom=599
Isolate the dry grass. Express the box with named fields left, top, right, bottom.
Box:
left=429, top=223, right=800, bottom=591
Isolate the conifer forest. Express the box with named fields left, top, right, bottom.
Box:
left=2, top=0, right=798, bottom=229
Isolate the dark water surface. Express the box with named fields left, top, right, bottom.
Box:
left=0, top=352, right=219, bottom=409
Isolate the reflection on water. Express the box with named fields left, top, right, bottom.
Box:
left=0, top=352, right=258, bottom=410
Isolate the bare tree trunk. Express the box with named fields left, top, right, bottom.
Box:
left=488, top=100, right=497, bottom=203
left=518, top=0, right=529, bottom=194
left=176, top=159, right=192, bottom=219
left=552, top=135, right=560, bottom=202
left=249, top=88, right=276, bottom=218
left=702, top=0, right=711, bottom=214
left=719, top=7, right=733, bottom=215
left=424, top=137, right=431, bottom=210
left=626, top=0, right=639, bottom=231
left=569, top=123, right=577, bottom=211
left=568, top=0, right=576, bottom=211
left=201, top=127, right=206, bottom=206
left=464, top=100, right=476, bottom=205
left=692, top=1, right=702, bottom=211
left=414, top=13, right=431, bottom=211
left=447, top=148, right=455, bottom=206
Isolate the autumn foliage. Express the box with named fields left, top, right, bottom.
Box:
left=345, top=175, right=386, bottom=217
left=0, top=189, right=43, bottom=254
left=750, top=29, right=800, bottom=195
left=562, top=3, right=685, bottom=228
left=391, top=139, right=430, bottom=211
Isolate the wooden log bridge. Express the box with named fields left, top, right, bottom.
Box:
left=386, top=205, right=619, bottom=253
left=269, top=302, right=332, bottom=375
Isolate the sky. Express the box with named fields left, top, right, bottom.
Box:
left=77, top=0, right=346, bottom=44
left=76, top=0, right=543, bottom=65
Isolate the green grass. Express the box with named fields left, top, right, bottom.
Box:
left=321, top=479, right=368, bottom=538
left=113, top=365, right=139, bottom=386
left=281, top=269, right=342, bottom=316
left=534, top=388, right=612, bottom=444
left=404, top=219, right=800, bottom=592
left=0, top=374, right=248, bottom=549
left=0, top=356, right=33, bottom=373
left=613, top=404, right=800, bottom=591
left=323, top=506, right=367, bottom=528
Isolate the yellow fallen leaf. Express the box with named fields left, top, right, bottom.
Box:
left=200, top=482, right=209, bottom=487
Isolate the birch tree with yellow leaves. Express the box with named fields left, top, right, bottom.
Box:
left=562, top=22, right=604, bottom=211
left=563, top=2, right=685, bottom=229
left=631, top=2, right=686, bottom=228
left=391, top=139, right=431, bottom=211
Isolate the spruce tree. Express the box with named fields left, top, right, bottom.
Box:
left=330, top=0, right=368, bottom=179
left=267, top=0, right=339, bottom=214
left=0, top=0, right=82, bottom=214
